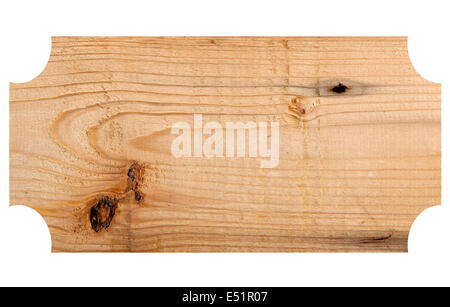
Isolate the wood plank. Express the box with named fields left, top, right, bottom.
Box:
left=9, top=37, right=440, bottom=252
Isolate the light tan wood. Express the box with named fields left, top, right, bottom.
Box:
left=10, top=37, right=440, bottom=252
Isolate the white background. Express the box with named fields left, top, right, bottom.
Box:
left=0, top=0, right=449, bottom=286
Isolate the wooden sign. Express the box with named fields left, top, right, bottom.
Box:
left=10, top=37, right=441, bottom=252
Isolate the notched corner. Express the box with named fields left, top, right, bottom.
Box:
left=407, top=203, right=444, bottom=253
left=4, top=204, right=52, bottom=252
left=8, top=36, right=53, bottom=86
left=404, top=37, right=442, bottom=86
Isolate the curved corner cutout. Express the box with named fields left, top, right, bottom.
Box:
left=408, top=204, right=450, bottom=254
left=8, top=35, right=52, bottom=84
left=0, top=206, right=51, bottom=255
left=407, top=35, right=444, bottom=85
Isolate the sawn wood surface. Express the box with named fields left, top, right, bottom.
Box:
left=9, top=37, right=441, bottom=252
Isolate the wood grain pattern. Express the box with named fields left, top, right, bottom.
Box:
left=10, top=37, right=440, bottom=252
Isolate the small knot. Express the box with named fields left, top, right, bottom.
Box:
left=331, top=83, right=348, bottom=94
left=90, top=196, right=118, bottom=232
